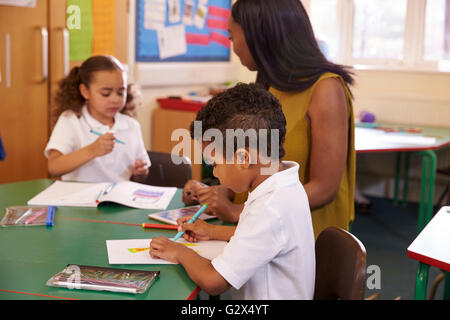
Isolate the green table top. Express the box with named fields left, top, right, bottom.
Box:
left=0, top=179, right=208, bottom=300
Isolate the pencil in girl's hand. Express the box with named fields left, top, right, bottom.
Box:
left=172, top=204, right=209, bottom=241
left=89, top=129, right=125, bottom=144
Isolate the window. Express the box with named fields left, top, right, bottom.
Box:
left=352, top=0, right=407, bottom=61
left=309, top=0, right=339, bottom=61
left=424, top=0, right=450, bottom=61
left=304, top=0, right=450, bottom=71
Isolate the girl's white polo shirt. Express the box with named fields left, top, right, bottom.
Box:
left=211, top=161, right=316, bottom=300
left=45, top=106, right=150, bottom=182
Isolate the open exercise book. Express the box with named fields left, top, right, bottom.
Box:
left=27, top=181, right=177, bottom=210
left=106, top=238, right=227, bottom=265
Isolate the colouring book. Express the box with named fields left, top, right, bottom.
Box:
left=27, top=181, right=177, bottom=210
left=106, top=238, right=227, bottom=264
left=148, top=205, right=216, bottom=225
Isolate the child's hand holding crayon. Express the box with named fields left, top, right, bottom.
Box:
left=176, top=216, right=215, bottom=242
left=89, top=132, right=115, bottom=157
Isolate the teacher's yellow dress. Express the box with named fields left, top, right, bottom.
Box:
left=273, top=72, right=355, bottom=239
left=235, top=72, right=355, bottom=239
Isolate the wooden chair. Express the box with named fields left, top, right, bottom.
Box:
left=314, top=227, right=367, bottom=300
left=144, top=151, right=192, bottom=188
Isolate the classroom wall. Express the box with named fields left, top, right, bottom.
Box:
left=351, top=69, right=450, bottom=203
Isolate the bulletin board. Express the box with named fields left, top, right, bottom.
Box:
left=136, top=0, right=232, bottom=62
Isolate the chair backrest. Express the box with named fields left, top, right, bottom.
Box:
left=314, top=227, right=367, bottom=300
left=144, top=151, right=192, bottom=188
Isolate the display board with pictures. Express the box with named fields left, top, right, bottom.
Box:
left=136, top=0, right=232, bottom=62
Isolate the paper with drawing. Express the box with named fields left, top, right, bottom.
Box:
left=106, top=238, right=227, bottom=264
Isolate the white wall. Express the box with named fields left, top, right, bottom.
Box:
left=352, top=69, right=450, bottom=203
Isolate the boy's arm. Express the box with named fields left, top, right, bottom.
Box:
left=209, top=225, right=236, bottom=241
left=150, top=237, right=231, bottom=296
left=178, top=219, right=236, bottom=242
left=178, top=246, right=231, bottom=296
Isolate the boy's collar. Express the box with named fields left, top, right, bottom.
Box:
left=82, top=105, right=129, bottom=131
left=245, top=161, right=300, bottom=206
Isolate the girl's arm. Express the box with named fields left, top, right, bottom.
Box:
left=47, top=133, right=115, bottom=177
left=305, top=77, right=349, bottom=209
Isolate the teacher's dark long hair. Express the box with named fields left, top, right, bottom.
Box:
left=231, top=0, right=354, bottom=93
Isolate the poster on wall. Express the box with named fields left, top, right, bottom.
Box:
left=0, top=0, right=36, bottom=7
left=136, top=0, right=232, bottom=62
left=66, top=0, right=116, bottom=61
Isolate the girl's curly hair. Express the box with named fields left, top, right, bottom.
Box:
left=52, top=55, right=141, bottom=123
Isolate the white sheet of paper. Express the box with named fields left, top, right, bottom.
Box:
left=355, top=127, right=438, bottom=151
left=157, top=24, right=187, bottom=59
left=27, top=181, right=106, bottom=207
left=182, top=0, right=194, bottom=25
left=106, top=238, right=227, bottom=265
left=168, top=0, right=181, bottom=24
left=194, top=3, right=208, bottom=30
left=144, top=0, right=166, bottom=30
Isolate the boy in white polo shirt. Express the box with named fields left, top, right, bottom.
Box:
left=45, top=55, right=150, bottom=182
left=149, top=83, right=315, bottom=300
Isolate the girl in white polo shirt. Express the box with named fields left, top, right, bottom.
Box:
left=45, top=55, right=150, bottom=182
left=149, top=84, right=315, bottom=300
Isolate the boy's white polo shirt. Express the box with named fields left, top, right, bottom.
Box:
left=211, top=161, right=316, bottom=300
left=45, top=106, right=150, bottom=182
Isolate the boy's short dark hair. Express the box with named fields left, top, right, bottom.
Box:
left=190, top=83, right=286, bottom=159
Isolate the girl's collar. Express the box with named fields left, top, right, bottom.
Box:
left=81, top=105, right=129, bottom=131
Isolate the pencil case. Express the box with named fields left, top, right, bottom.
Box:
left=0, top=206, right=56, bottom=227
left=46, top=264, right=160, bottom=294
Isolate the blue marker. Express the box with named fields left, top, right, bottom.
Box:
left=46, top=206, right=56, bottom=227
left=172, top=204, right=209, bottom=242
left=90, top=129, right=125, bottom=144
left=103, top=182, right=117, bottom=195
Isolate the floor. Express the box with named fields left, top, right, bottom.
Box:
left=351, top=196, right=446, bottom=300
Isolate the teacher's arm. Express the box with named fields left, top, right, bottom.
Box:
left=305, top=77, right=349, bottom=209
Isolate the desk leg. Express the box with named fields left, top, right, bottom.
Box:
left=414, top=262, right=429, bottom=300
left=417, top=150, right=437, bottom=233
left=394, top=153, right=402, bottom=205
left=402, top=152, right=411, bottom=207
left=414, top=151, right=437, bottom=300
left=444, top=272, right=450, bottom=300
